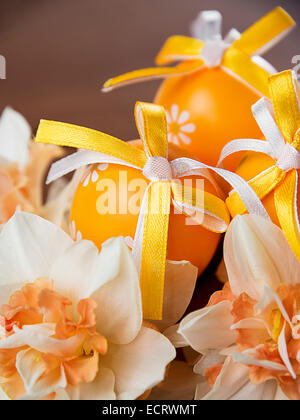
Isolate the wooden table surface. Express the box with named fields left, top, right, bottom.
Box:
left=0, top=0, right=299, bottom=140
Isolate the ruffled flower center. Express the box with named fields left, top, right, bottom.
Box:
left=0, top=278, right=107, bottom=400
left=205, top=283, right=300, bottom=400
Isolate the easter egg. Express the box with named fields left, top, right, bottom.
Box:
left=155, top=66, right=264, bottom=170
left=234, top=152, right=280, bottom=225
left=70, top=141, right=222, bottom=275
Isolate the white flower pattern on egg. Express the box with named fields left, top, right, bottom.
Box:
left=166, top=104, right=196, bottom=146
left=69, top=220, right=82, bottom=242
left=82, top=164, right=109, bottom=187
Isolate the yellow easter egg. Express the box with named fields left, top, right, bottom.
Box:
left=155, top=66, right=263, bottom=170
left=70, top=141, right=222, bottom=275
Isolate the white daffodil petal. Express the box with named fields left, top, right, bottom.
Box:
left=17, top=348, right=67, bottom=400
left=24, top=366, right=67, bottom=400
left=224, top=215, right=283, bottom=300
left=231, top=317, right=272, bottom=341
left=16, top=348, right=50, bottom=395
left=178, top=301, right=236, bottom=353
left=78, top=367, right=116, bottom=400
left=233, top=350, right=286, bottom=371
left=194, top=350, right=226, bottom=376
left=151, top=260, right=198, bottom=330
left=90, top=237, right=142, bottom=345
left=0, top=212, right=73, bottom=287
left=201, top=357, right=250, bottom=400
left=255, top=285, right=292, bottom=327
left=103, top=326, right=175, bottom=400
left=228, top=378, right=278, bottom=400
left=9, top=325, right=85, bottom=358
left=278, top=323, right=296, bottom=379
left=246, top=214, right=300, bottom=287
left=0, top=107, right=31, bottom=169
left=50, top=239, right=99, bottom=306
left=0, top=324, right=55, bottom=349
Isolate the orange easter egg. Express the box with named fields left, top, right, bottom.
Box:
left=155, top=66, right=263, bottom=170
left=70, top=141, right=222, bottom=275
left=234, top=152, right=280, bottom=225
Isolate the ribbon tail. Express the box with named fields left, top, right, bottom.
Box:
left=155, top=35, right=205, bottom=65
left=171, top=182, right=230, bottom=233
left=275, top=170, right=300, bottom=261
left=36, top=120, right=147, bottom=169
left=222, top=47, right=270, bottom=97
left=46, top=150, right=141, bottom=184
left=140, top=181, right=171, bottom=320
left=217, top=138, right=273, bottom=167
left=102, top=61, right=204, bottom=92
left=171, top=157, right=269, bottom=219
left=226, top=165, right=285, bottom=218
left=132, top=184, right=150, bottom=275
left=231, top=7, right=295, bottom=57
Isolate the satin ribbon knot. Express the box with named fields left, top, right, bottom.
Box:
left=143, top=156, right=173, bottom=181
left=194, top=11, right=241, bottom=68
left=276, top=140, right=300, bottom=172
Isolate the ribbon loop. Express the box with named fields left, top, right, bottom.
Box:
left=135, top=102, right=168, bottom=158
left=200, top=40, right=229, bottom=68
left=276, top=143, right=300, bottom=172
left=269, top=70, right=300, bottom=143
left=155, top=36, right=204, bottom=66
left=190, top=10, right=222, bottom=42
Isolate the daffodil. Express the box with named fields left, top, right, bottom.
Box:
left=166, top=214, right=300, bottom=400
left=0, top=107, right=80, bottom=230
left=0, top=212, right=175, bottom=400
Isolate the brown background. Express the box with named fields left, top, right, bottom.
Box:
left=0, top=0, right=299, bottom=140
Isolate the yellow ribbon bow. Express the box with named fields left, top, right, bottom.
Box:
left=102, top=7, right=295, bottom=97
left=223, top=70, right=300, bottom=260
left=36, top=102, right=230, bottom=320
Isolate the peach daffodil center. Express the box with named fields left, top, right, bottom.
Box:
left=0, top=278, right=107, bottom=399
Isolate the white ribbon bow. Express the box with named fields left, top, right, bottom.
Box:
left=190, top=10, right=277, bottom=72
left=218, top=97, right=300, bottom=173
